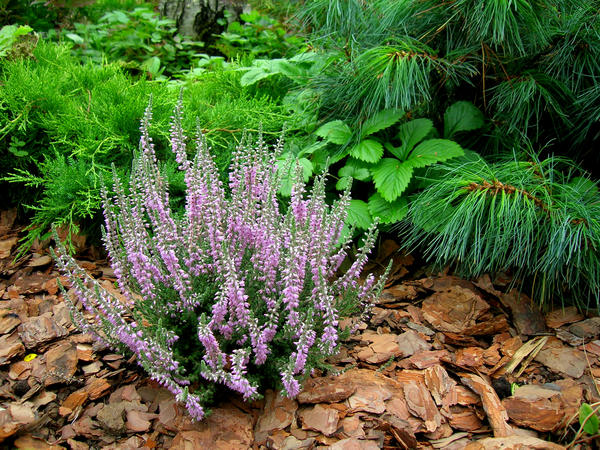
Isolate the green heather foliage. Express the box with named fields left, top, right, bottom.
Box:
left=293, top=0, right=600, bottom=161
left=400, top=155, right=600, bottom=309
left=1, top=41, right=290, bottom=251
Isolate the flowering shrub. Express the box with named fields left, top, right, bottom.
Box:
left=53, top=97, right=387, bottom=420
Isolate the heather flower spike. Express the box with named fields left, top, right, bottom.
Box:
left=53, top=96, right=389, bottom=420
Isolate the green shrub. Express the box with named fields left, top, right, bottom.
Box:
left=399, top=154, right=600, bottom=309
left=213, top=9, right=304, bottom=61
left=1, top=41, right=292, bottom=251
left=293, top=0, right=600, bottom=163
left=53, top=5, right=203, bottom=78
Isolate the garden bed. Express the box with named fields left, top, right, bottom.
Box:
left=1, top=208, right=598, bottom=449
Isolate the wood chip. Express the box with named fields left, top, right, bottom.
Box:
left=460, top=373, right=513, bottom=437
left=403, top=380, right=443, bottom=432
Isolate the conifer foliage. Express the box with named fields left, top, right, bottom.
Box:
left=52, top=97, right=387, bottom=420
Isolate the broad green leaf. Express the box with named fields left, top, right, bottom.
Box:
left=579, top=403, right=599, bottom=435
left=405, top=139, right=464, bottom=169
left=336, top=176, right=352, bottom=191
left=315, top=120, right=352, bottom=145
left=368, top=193, right=408, bottom=224
left=66, top=33, right=85, bottom=44
left=141, top=56, right=161, bottom=76
left=298, top=140, right=327, bottom=158
left=394, top=118, right=435, bottom=160
left=277, top=156, right=313, bottom=197
left=371, top=158, right=413, bottom=202
left=338, top=158, right=372, bottom=181
left=361, top=109, right=404, bottom=138
left=349, top=139, right=383, bottom=163
left=13, top=25, right=32, bottom=37
left=443, top=101, right=485, bottom=138
left=240, top=67, right=273, bottom=86
left=346, top=200, right=372, bottom=229
left=272, top=59, right=303, bottom=78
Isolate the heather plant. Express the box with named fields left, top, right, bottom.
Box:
left=52, top=98, right=388, bottom=419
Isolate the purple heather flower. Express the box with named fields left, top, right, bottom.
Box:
left=54, top=97, right=385, bottom=421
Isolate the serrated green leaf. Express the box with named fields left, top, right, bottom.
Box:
left=240, top=67, right=273, bottom=86
left=141, top=56, right=161, bottom=76
left=66, top=33, right=84, bottom=44
left=443, top=101, right=485, bottom=138
left=315, top=120, right=352, bottom=145
left=346, top=199, right=372, bottom=229
left=371, top=158, right=413, bottom=202
left=338, top=158, right=372, bottom=181
left=349, top=139, right=383, bottom=163
left=14, top=25, right=33, bottom=37
left=361, top=109, right=404, bottom=138
left=579, top=403, right=599, bottom=435
left=368, top=193, right=408, bottom=224
left=394, top=118, right=435, bottom=160
left=277, top=156, right=313, bottom=197
left=298, top=140, right=327, bottom=158
left=405, top=139, right=464, bottom=169
left=336, top=176, right=352, bottom=191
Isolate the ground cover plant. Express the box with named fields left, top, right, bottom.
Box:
left=1, top=40, right=292, bottom=253
left=52, top=99, right=388, bottom=419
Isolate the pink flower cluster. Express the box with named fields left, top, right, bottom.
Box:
left=54, top=97, right=387, bottom=420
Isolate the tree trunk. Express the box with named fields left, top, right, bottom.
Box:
left=158, top=0, right=246, bottom=43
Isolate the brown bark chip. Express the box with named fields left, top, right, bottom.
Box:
left=460, top=373, right=513, bottom=437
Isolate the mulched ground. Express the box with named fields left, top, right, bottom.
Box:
left=1, top=208, right=599, bottom=449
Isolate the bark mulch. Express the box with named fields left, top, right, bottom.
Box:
left=1, top=208, right=599, bottom=449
